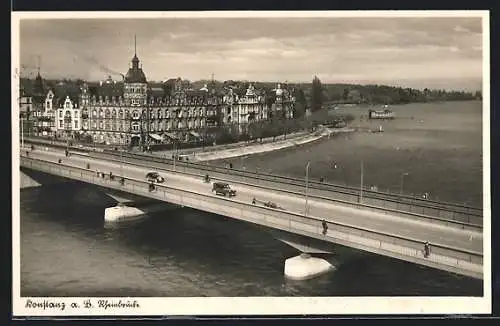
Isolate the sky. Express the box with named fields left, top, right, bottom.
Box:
left=18, top=15, right=484, bottom=91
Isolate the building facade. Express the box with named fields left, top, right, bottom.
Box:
left=22, top=45, right=296, bottom=146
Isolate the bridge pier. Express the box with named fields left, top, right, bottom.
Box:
left=284, top=253, right=335, bottom=280
left=20, top=168, right=73, bottom=190
left=103, top=192, right=179, bottom=223
left=104, top=203, right=175, bottom=223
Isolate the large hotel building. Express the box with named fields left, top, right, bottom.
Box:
left=21, top=44, right=296, bottom=147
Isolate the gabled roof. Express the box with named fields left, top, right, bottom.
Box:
left=52, top=83, right=81, bottom=106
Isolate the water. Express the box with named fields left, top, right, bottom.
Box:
left=20, top=101, right=484, bottom=297
left=224, top=101, right=483, bottom=206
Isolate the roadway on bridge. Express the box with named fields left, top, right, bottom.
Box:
left=25, top=149, right=483, bottom=254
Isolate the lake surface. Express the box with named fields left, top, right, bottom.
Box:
left=20, top=100, right=484, bottom=297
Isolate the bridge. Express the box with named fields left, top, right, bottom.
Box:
left=18, top=143, right=484, bottom=280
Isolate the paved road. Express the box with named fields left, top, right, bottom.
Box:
left=25, top=148, right=483, bottom=254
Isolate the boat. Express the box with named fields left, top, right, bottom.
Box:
left=368, top=108, right=395, bottom=120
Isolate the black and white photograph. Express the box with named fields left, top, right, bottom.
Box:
left=12, top=11, right=491, bottom=315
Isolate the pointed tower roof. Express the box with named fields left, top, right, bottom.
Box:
left=124, top=35, right=147, bottom=83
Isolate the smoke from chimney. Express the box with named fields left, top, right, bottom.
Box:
left=80, top=55, right=124, bottom=79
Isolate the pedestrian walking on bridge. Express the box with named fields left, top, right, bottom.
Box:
left=322, top=219, right=328, bottom=235
left=423, top=241, right=431, bottom=258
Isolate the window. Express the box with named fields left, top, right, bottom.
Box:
left=65, top=102, right=70, bottom=109
left=92, top=121, right=97, bottom=129
left=92, top=110, right=97, bottom=117
left=105, top=109, right=111, bottom=118
left=99, top=121, right=103, bottom=129
left=132, top=123, right=140, bottom=132
left=74, top=110, right=78, bottom=117
left=119, top=109, right=123, bottom=119
left=112, top=110, right=116, bottom=118
left=59, top=120, right=63, bottom=128
left=46, top=101, right=50, bottom=108
left=74, top=120, right=78, bottom=129
left=59, top=111, right=62, bottom=118
left=100, top=109, right=104, bottom=118
left=132, top=110, right=140, bottom=119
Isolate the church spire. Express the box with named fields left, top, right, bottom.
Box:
left=131, top=34, right=139, bottom=69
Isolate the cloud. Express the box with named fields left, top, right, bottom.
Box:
left=18, top=16, right=483, bottom=90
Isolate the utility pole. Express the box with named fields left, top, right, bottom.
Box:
left=305, top=161, right=310, bottom=216
left=359, top=160, right=364, bottom=203
left=21, top=113, right=24, bottom=149
left=172, top=140, right=177, bottom=172
left=400, top=172, right=409, bottom=196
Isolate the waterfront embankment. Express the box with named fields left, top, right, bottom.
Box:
left=163, top=127, right=355, bottom=162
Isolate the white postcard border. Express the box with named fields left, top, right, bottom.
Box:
left=11, top=10, right=491, bottom=316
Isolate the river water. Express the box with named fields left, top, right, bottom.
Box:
left=20, top=101, right=484, bottom=297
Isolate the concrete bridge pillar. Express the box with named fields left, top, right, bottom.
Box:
left=284, top=253, right=335, bottom=280
left=103, top=192, right=179, bottom=224
left=20, top=168, right=73, bottom=190
left=263, top=228, right=337, bottom=280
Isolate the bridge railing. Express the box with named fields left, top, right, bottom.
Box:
left=96, top=150, right=483, bottom=219
left=24, top=137, right=482, bottom=219
left=62, top=149, right=482, bottom=231
left=20, top=156, right=483, bottom=279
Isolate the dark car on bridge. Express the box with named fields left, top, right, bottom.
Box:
left=212, top=182, right=236, bottom=197
left=145, top=172, right=165, bottom=183
left=264, top=201, right=284, bottom=210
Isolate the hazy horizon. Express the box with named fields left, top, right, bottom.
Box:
left=18, top=16, right=484, bottom=92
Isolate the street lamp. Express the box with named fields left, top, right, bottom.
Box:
left=120, top=145, right=124, bottom=177
left=359, top=160, right=364, bottom=203
left=305, top=161, right=311, bottom=216
left=20, top=114, right=24, bottom=149
left=400, top=172, right=409, bottom=196
left=173, top=140, right=177, bottom=172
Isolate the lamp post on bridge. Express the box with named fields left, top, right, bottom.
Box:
left=173, top=139, right=177, bottom=172
left=305, top=161, right=311, bottom=216
left=359, top=160, right=364, bottom=203
left=20, top=114, right=24, bottom=149
left=120, top=145, right=124, bottom=177
left=400, top=172, right=409, bottom=196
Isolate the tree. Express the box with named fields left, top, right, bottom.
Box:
left=343, top=88, right=350, bottom=101
left=311, top=75, right=323, bottom=112
left=294, top=88, right=307, bottom=118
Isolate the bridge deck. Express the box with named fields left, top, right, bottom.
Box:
left=19, top=149, right=484, bottom=279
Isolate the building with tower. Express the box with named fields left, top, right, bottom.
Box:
left=21, top=37, right=296, bottom=147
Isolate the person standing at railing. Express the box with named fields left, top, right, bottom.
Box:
left=322, top=219, right=328, bottom=235
left=423, top=241, right=431, bottom=258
